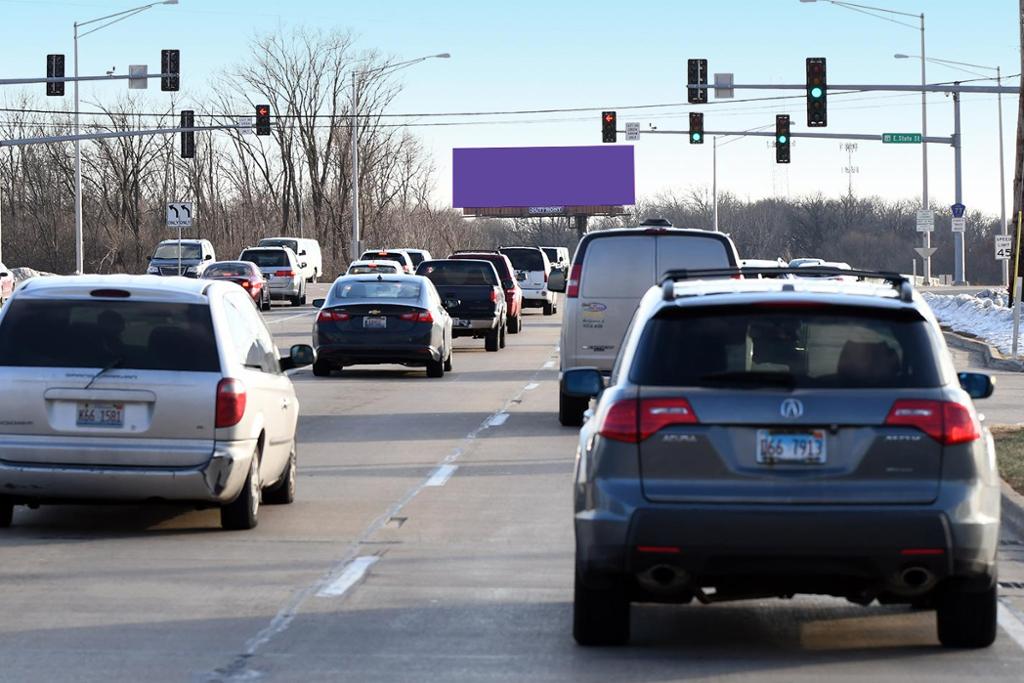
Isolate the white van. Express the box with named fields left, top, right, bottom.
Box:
left=548, top=226, right=740, bottom=425
left=258, top=237, right=322, bottom=283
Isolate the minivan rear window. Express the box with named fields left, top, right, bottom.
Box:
left=0, top=300, right=220, bottom=372
left=631, top=306, right=941, bottom=389
left=500, top=248, right=545, bottom=271
left=154, top=243, right=201, bottom=260
left=241, top=250, right=289, bottom=268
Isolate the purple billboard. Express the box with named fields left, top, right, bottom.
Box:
left=452, top=146, right=635, bottom=208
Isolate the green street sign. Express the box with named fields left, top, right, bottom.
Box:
left=882, top=133, right=922, bottom=144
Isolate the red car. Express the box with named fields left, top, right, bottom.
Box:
left=200, top=261, right=271, bottom=311
left=450, top=251, right=523, bottom=333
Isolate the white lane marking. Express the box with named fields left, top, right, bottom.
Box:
left=998, top=599, right=1024, bottom=651
left=424, top=464, right=458, bottom=487
left=524, top=382, right=539, bottom=391
left=543, top=360, right=556, bottom=369
left=487, top=412, right=509, bottom=427
left=265, top=311, right=316, bottom=326
left=317, top=556, right=378, bottom=598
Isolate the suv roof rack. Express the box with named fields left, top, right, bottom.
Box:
left=659, top=266, right=914, bottom=304
left=452, top=249, right=499, bottom=254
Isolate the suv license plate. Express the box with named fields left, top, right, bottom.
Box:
left=363, top=316, right=387, bottom=329
left=77, top=402, right=125, bottom=428
left=756, top=429, right=826, bottom=464
left=454, top=318, right=471, bottom=328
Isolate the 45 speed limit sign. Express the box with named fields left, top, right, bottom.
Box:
left=995, top=234, right=1013, bottom=260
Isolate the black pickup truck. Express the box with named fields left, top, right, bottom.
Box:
left=415, top=259, right=507, bottom=352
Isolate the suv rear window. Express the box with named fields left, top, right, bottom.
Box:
left=0, top=300, right=220, bottom=372
left=631, top=305, right=941, bottom=389
left=259, top=239, right=299, bottom=254
left=417, top=261, right=498, bottom=286
left=500, top=248, right=545, bottom=271
left=240, top=250, right=289, bottom=268
left=154, top=243, right=201, bottom=260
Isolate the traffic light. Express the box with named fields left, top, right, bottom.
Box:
left=687, top=58, right=707, bottom=104
left=689, top=112, right=704, bottom=144
left=775, top=115, right=791, bottom=164
left=256, top=104, right=272, bottom=136
left=601, top=111, right=617, bottom=143
left=180, top=110, right=195, bottom=159
left=161, top=49, right=180, bottom=92
left=46, top=54, right=64, bottom=97
left=806, top=57, right=827, bottom=127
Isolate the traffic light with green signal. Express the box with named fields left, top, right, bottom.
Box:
left=689, top=112, right=704, bottom=144
left=775, top=115, right=790, bottom=164
left=806, top=57, right=827, bottom=127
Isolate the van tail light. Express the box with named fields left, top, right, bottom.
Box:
left=215, top=378, right=247, bottom=428
left=566, top=263, right=583, bottom=298
left=490, top=288, right=499, bottom=303
left=544, top=270, right=549, bottom=282
left=885, top=399, right=980, bottom=445
left=278, top=269, right=296, bottom=277
left=400, top=310, right=433, bottom=323
left=317, top=309, right=350, bottom=322
left=599, top=397, right=699, bottom=443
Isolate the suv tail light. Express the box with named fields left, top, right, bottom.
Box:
left=317, top=309, right=349, bottom=322
left=885, top=399, right=980, bottom=445
left=278, top=269, right=296, bottom=277
left=490, top=288, right=499, bottom=303
left=599, top=397, right=699, bottom=443
left=216, top=378, right=247, bottom=428
left=566, top=264, right=582, bottom=298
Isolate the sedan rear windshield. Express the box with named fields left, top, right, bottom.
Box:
left=240, top=250, right=289, bottom=268
left=0, top=300, right=220, bottom=372
left=418, top=261, right=498, bottom=286
left=332, top=280, right=421, bottom=300
left=631, top=305, right=941, bottom=389
left=153, top=243, right=201, bottom=260
left=500, top=248, right=545, bottom=271
left=203, top=263, right=253, bottom=278
left=349, top=265, right=399, bottom=274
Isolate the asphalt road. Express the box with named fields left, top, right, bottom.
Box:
left=0, top=287, right=1022, bottom=681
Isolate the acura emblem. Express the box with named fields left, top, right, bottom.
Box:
left=780, top=399, right=804, bottom=419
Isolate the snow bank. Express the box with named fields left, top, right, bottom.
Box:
left=922, top=291, right=1021, bottom=355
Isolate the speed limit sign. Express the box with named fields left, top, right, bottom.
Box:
left=995, top=234, right=1013, bottom=260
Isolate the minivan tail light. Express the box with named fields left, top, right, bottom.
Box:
left=885, top=399, right=980, bottom=445
left=566, top=263, right=582, bottom=298
left=490, top=288, right=499, bottom=303
left=278, top=269, right=296, bottom=277
left=215, top=378, right=247, bottom=428
left=598, top=397, right=699, bottom=443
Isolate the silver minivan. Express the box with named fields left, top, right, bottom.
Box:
left=549, top=226, right=740, bottom=425
left=0, top=275, right=314, bottom=530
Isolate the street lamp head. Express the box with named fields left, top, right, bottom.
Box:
left=162, top=0, right=179, bottom=4
left=894, top=53, right=911, bottom=59
left=435, top=53, right=451, bottom=59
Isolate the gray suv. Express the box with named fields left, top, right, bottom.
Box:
left=564, top=267, right=999, bottom=649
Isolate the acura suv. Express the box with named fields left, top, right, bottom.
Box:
left=564, top=267, right=1000, bottom=649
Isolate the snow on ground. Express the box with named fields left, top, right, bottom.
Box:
left=923, top=291, right=1022, bottom=355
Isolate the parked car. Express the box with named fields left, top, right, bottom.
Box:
left=258, top=237, right=323, bottom=283
left=541, top=246, right=570, bottom=271
left=498, top=246, right=556, bottom=316
left=238, top=246, right=307, bottom=307
left=0, top=275, right=315, bottom=530
left=564, top=269, right=999, bottom=649
left=146, top=239, right=215, bottom=278
left=311, top=274, right=453, bottom=378
left=0, top=262, right=13, bottom=303
left=201, top=260, right=271, bottom=311
left=347, top=259, right=405, bottom=275
left=449, top=251, right=524, bottom=333
left=360, top=249, right=415, bottom=274
left=416, top=259, right=506, bottom=352
left=401, top=249, right=433, bottom=269
left=548, top=226, right=740, bottom=425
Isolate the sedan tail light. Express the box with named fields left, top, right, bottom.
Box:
left=566, top=263, right=582, bottom=298
left=885, top=399, right=980, bottom=445
left=317, top=309, right=350, bottom=322
left=400, top=310, right=433, bottom=323
left=599, top=397, right=699, bottom=443
left=215, top=378, right=247, bottom=428
left=241, top=280, right=251, bottom=289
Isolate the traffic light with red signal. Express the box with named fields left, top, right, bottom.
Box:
left=602, top=111, right=617, bottom=143
left=256, top=104, right=271, bottom=136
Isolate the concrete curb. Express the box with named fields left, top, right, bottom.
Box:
left=942, top=329, right=1024, bottom=373
left=1002, top=481, right=1024, bottom=542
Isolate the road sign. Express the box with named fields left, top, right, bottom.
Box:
left=882, top=133, right=922, bottom=144
left=166, top=202, right=193, bottom=228
left=951, top=203, right=966, bottom=218
left=128, top=65, right=148, bottom=90
left=624, top=122, right=640, bottom=141
left=237, top=116, right=254, bottom=136
left=714, top=72, right=734, bottom=99
left=996, top=235, right=1013, bottom=260
left=951, top=217, right=966, bottom=233
left=916, top=209, right=934, bottom=232
left=914, top=247, right=937, bottom=259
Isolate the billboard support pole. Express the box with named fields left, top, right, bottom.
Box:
left=575, top=215, right=588, bottom=239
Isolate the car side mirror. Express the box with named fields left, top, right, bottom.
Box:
left=958, top=372, right=994, bottom=399
left=299, top=250, right=307, bottom=256
left=562, top=367, right=603, bottom=399
left=280, top=344, right=316, bottom=372
left=300, top=262, right=308, bottom=269
left=442, top=297, right=461, bottom=310
left=548, top=269, right=566, bottom=293
left=204, top=254, right=213, bottom=261
left=312, top=298, right=326, bottom=309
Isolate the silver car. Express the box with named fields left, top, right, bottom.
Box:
left=239, top=246, right=308, bottom=306
left=564, top=267, right=999, bottom=649
left=0, top=275, right=315, bottom=530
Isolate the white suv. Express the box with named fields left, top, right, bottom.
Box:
left=0, top=275, right=315, bottom=530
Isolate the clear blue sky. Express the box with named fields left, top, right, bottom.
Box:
left=0, top=0, right=1020, bottom=225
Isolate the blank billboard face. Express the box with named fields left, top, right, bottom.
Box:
left=452, top=146, right=635, bottom=208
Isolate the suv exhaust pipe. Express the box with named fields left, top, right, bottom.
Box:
left=637, top=565, right=690, bottom=593
left=891, top=566, right=937, bottom=596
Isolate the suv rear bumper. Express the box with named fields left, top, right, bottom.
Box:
left=521, top=289, right=553, bottom=305
left=0, top=439, right=256, bottom=505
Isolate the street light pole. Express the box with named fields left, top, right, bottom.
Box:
left=71, top=0, right=178, bottom=275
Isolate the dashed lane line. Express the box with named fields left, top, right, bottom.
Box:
left=424, top=464, right=458, bottom=487
left=998, top=599, right=1024, bottom=651
left=317, top=556, right=379, bottom=598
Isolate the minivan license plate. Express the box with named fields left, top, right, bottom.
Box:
left=756, top=429, right=826, bottom=464
left=364, top=316, right=387, bottom=329
left=76, top=402, right=125, bottom=428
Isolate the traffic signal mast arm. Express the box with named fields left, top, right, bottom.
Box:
left=684, top=82, right=1019, bottom=95
left=0, top=72, right=178, bottom=87
left=0, top=123, right=248, bottom=148
left=631, top=128, right=954, bottom=145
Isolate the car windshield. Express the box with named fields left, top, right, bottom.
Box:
left=0, top=300, right=220, bottom=372
left=153, top=243, right=202, bottom=260
left=332, top=280, right=421, bottom=300
left=501, top=248, right=545, bottom=271
left=203, top=263, right=252, bottom=278
left=240, top=250, right=290, bottom=268
left=418, top=261, right=498, bottom=286
left=260, top=239, right=298, bottom=253
left=631, top=305, right=941, bottom=389
left=349, top=265, right=398, bottom=274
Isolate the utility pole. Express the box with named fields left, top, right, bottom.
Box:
left=1013, top=0, right=1024, bottom=302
